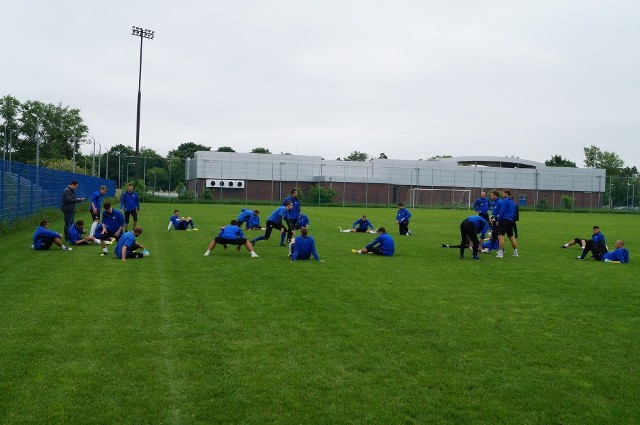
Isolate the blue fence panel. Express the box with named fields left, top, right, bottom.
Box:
left=1, top=160, right=116, bottom=222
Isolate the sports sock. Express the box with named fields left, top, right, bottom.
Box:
left=90, top=222, right=98, bottom=238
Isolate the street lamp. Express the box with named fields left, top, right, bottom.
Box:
left=131, top=26, right=155, bottom=162
left=319, top=163, right=326, bottom=205
left=127, top=162, right=136, bottom=183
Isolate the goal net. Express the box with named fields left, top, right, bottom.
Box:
left=407, top=188, right=472, bottom=209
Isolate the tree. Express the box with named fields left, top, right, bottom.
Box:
left=344, top=151, right=369, bottom=162
left=251, top=147, right=271, bottom=154
left=6, top=98, right=88, bottom=165
left=378, top=153, right=388, bottom=159
left=217, top=146, right=235, bottom=152
left=545, top=155, right=576, bottom=167
left=168, top=142, right=211, bottom=160
left=583, top=145, right=624, bottom=175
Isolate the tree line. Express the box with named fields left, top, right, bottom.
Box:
left=3, top=94, right=637, bottom=193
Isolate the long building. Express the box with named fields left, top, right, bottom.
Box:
left=186, top=152, right=606, bottom=209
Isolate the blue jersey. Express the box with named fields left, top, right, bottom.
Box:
left=99, top=209, right=125, bottom=235
left=282, top=196, right=301, bottom=220
left=120, top=190, right=140, bottom=212
left=366, top=233, right=395, bottom=256
left=465, top=215, right=489, bottom=238
left=237, top=209, right=253, bottom=222
left=353, top=218, right=374, bottom=231
left=491, top=198, right=502, bottom=218
left=396, top=208, right=411, bottom=223
left=68, top=224, right=85, bottom=244
left=247, top=213, right=261, bottom=229
left=115, top=231, right=137, bottom=259
left=474, top=197, right=490, bottom=214
left=169, top=215, right=182, bottom=229
left=297, top=214, right=309, bottom=227
left=89, top=190, right=105, bottom=212
left=33, top=226, right=61, bottom=249
left=497, top=197, right=516, bottom=222
left=292, top=235, right=320, bottom=261
left=218, top=225, right=246, bottom=240
left=267, top=206, right=288, bottom=223
left=602, top=248, right=629, bottom=263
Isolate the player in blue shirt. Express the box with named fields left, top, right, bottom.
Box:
left=459, top=215, right=489, bottom=260
left=602, top=240, right=630, bottom=263
left=88, top=185, right=107, bottom=238
left=295, top=213, right=309, bottom=230
left=204, top=220, right=259, bottom=257
left=120, top=184, right=140, bottom=231
left=32, top=220, right=72, bottom=251
left=95, top=203, right=125, bottom=256
left=68, top=219, right=97, bottom=246
left=396, top=203, right=412, bottom=235
left=250, top=202, right=292, bottom=246
left=562, top=225, right=608, bottom=260
left=352, top=227, right=395, bottom=256
left=237, top=208, right=261, bottom=230
left=115, top=227, right=146, bottom=262
left=495, top=190, right=518, bottom=258
left=168, top=209, right=197, bottom=230
left=340, top=215, right=375, bottom=233
left=473, top=191, right=491, bottom=223
left=291, top=227, right=321, bottom=261
left=282, top=189, right=301, bottom=243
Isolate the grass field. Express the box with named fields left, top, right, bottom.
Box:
left=1, top=204, right=639, bottom=424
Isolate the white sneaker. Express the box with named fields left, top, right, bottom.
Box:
left=512, top=250, right=519, bottom=257
left=495, top=252, right=504, bottom=258
left=62, top=246, right=73, bottom=251
left=339, top=226, right=343, bottom=232
left=203, top=251, right=210, bottom=256
left=251, top=251, right=259, bottom=258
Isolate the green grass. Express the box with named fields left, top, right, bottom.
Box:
left=1, top=204, right=639, bottom=424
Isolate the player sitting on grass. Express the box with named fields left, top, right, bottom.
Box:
left=352, top=227, right=394, bottom=256
left=204, top=220, right=259, bottom=258
left=168, top=209, right=197, bottom=231
left=68, top=219, right=97, bottom=246
left=562, top=225, right=607, bottom=260
left=290, top=227, right=322, bottom=262
left=115, top=226, right=147, bottom=262
left=601, top=240, right=630, bottom=263
left=340, top=215, right=376, bottom=233
left=32, top=220, right=72, bottom=251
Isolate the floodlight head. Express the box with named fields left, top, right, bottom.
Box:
left=131, top=26, right=155, bottom=39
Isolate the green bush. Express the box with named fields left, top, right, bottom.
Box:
left=537, top=197, right=550, bottom=210
left=561, top=194, right=575, bottom=209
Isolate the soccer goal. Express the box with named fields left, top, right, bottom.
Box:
left=408, top=188, right=472, bottom=209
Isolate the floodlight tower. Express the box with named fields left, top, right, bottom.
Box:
left=131, top=26, right=154, bottom=158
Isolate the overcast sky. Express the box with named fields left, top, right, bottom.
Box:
left=3, top=1, right=639, bottom=166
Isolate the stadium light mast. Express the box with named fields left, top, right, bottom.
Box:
left=131, top=26, right=154, bottom=159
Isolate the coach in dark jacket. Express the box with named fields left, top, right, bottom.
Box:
left=60, top=180, right=85, bottom=241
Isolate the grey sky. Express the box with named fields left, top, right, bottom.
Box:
left=3, top=1, right=639, bottom=166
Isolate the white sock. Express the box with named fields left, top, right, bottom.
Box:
left=90, top=222, right=98, bottom=238
left=102, top=248, right=108, bottom=253
left=357, top=250, right=362, bottom=254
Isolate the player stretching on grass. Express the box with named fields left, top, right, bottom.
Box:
left=250, top=202, right=292, bottom=246
left=352, top=227, right=395, bottom=256
left=204, top=220, right=259, bottom=258
left=340, top=215, right=376, bottom=233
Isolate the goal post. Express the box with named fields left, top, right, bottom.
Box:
left=408, top=188, right=472, bottom=209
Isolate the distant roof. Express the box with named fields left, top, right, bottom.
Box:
left=444, top=156, right=543, bottom=169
